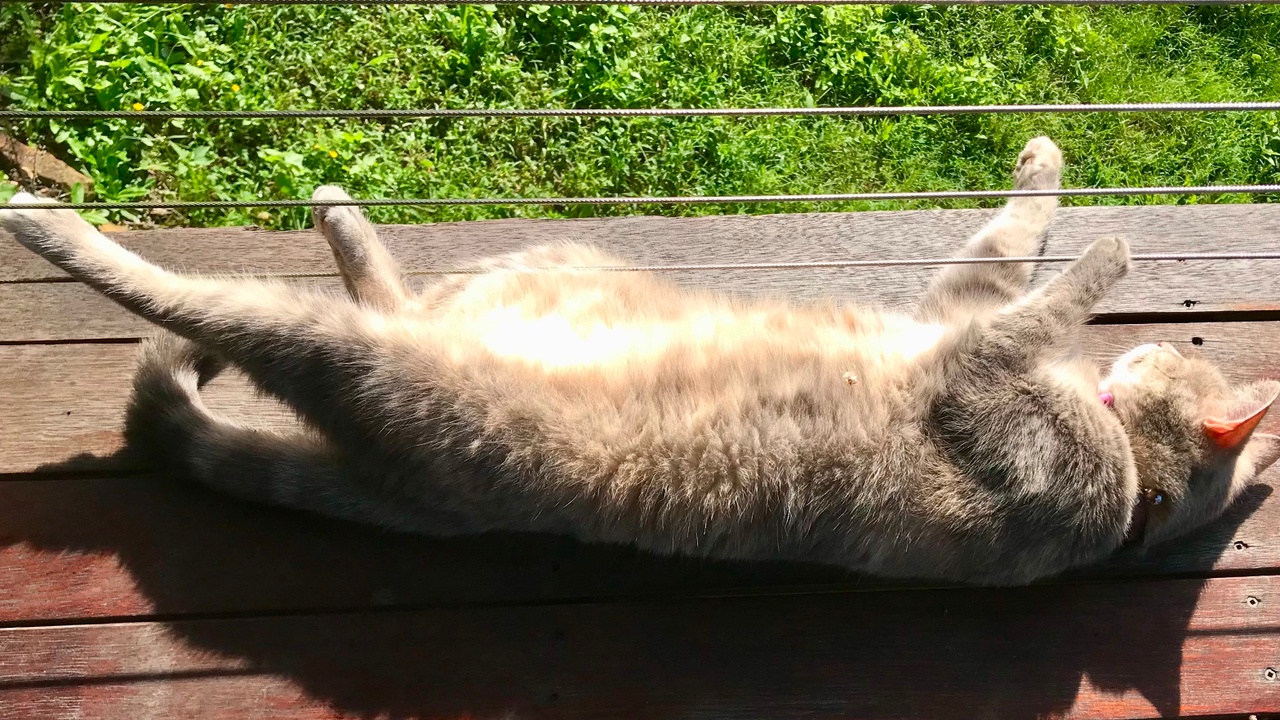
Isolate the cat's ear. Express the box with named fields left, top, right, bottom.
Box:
left=1204, top=380, right=1280, bottom=450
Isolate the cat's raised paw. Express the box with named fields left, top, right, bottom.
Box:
left=310, top=184, right=364, bottom=232
left=1078, top=236, right=1132, bottom=282
left=1013, top=136, right=1062, bottom=191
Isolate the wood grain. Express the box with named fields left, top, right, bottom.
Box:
left=1, top=575, right=1275, bottom=719
left=3, top=322, right=1275, bottom=475
left=3, top=204, right=1280, bottom=342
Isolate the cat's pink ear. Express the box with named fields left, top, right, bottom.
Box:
left=1205, top=381, right=1280, bottom=450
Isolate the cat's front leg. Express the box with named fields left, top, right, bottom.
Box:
left=986, top=236, right=1131, bottom=357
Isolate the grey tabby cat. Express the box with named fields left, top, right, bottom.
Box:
left=3, top=137, right=1276, bottom=586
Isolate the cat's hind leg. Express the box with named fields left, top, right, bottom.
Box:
left=126, top=334, right=438, bottom=532
left=917, top=136, right=1062, bottom=324
left=1, top=194, right=421, bottom=447
left=311, top=185, right=411, bottom=311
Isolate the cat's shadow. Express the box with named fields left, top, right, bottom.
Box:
left=6, top=451, right=1268, bottom=719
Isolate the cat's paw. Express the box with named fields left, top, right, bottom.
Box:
left=311, top=184, right=364, bottom=232
left=1077, top=236, right=1132, bottom=285
left=0, top=192, right=95, bottom=261
left=1013, top=136, right=1062, bottom=191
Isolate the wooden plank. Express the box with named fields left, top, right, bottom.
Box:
left=1, top=575, right=1275, bottom=719
left=4, top=322, right=1275, bottom=475
left=0, top=472, right=1272, bottom=624
left=3, top=204, right=1280, bottom=342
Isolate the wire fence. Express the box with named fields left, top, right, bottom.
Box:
left=7, top=101, right=1280, bottom=121
left=3, top=0, right=1280, bottom=269
left=8, top=185, right=1280, bottom=211
left=369, top=252, right=1280, bottom=278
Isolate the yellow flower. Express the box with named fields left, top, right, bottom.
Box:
left=131, top=102, right=144, bottom=111
left=313, top=144, right=322, bottom=150
left=224, top=2, right=233, bottom=7
left=231, top=84, right=241, bottom=93
left=195, top=60, right=203, bottom=66
left=328, top=150, right=338, bottom=158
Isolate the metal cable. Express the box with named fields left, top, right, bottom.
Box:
left=7, top=184, right=1279, bottom=210
left=230, top=252, right=1280, bottom=279
left=7, top=101, right=1280, bottom=121
left=5, top=0, right=1279, bottom=5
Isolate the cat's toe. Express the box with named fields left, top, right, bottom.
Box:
left=1013, top=136, right=1063, bottom=191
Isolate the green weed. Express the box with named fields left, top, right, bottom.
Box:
left=1, top=3, right=1278, bottom=228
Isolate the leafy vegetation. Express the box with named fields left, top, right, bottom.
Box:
left=1, top=3, right=1279, bottom=228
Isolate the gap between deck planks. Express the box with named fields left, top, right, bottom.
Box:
left=3, top=204, right=1280, bottom=343
left=0, top=575, right=1275, bottom=719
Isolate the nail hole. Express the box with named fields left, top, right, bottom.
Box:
left=547, top=692, right=560, bottom=703
left=1235, top=541, right=1250, bottom=551
left=1190, top=336, right=1203, bottom=346
left=64, top=410, right=71, bottom=415
left=1266, top=667, right=1277, bottom=681
left=1182, top=299, right=1199, bottom=308
left=1248, top=596, right=1261, bottom=607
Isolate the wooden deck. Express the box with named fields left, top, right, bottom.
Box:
left=2, top=204, right=1279, bottom=719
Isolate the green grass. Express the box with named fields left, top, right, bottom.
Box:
left=1, top=3, right=1280, bottom=228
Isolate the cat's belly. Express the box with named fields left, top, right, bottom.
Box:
left=445, top=304, right=946, bottom=374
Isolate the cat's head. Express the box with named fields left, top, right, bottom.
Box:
left=1100, top=342, right=1280, bottom=547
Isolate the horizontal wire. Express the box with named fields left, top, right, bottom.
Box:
left=7, top=184, right=1280, bottom=210
left=7, top=101, right=1280, bottom=121
left=5, top=0, right=1279, bottom=5
left=240, top=252, right=1280, bottom=279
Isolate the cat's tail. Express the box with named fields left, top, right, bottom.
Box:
left=124, top=334, right=427, bottom=529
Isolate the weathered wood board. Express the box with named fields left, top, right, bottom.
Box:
left=0, top=576, right=1275, bottom=719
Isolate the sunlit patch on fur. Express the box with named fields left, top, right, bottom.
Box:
left=1099, top=343, right=1161, bottom=394
left=475, top=306, right=742, bottom=370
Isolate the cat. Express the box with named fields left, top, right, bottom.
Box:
left=3, top=136, right=1277, bottom=586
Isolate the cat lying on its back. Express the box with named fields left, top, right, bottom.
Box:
left=3, top=136, right=1276, bottom=586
